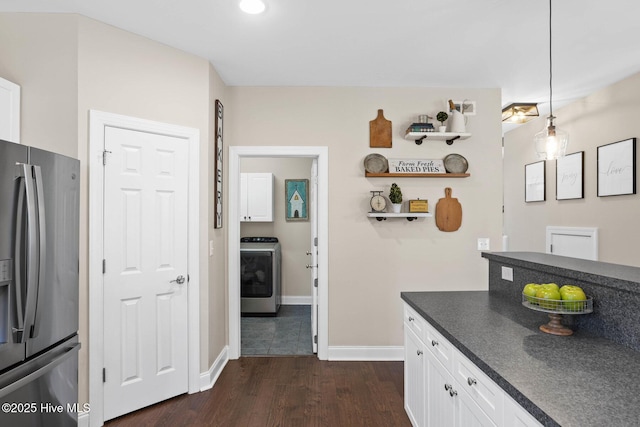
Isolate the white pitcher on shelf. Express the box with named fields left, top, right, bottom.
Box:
left=448, top=99, right=466, bottom=133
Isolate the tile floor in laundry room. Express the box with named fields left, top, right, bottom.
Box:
left=241, top=305, right=313, bottom=356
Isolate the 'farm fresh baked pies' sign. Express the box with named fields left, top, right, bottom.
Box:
left=388, top=159, right=446, bottom=174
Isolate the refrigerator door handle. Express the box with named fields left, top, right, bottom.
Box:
left=13, top=164, right=40, bottom=343
left=12, top=175, right=26, bottom=342
left=30, top=165, right=46, bottom=339
left=0, top=342, right=80, bottom=399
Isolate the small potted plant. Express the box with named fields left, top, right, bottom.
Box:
left=389, top=183, right=403, bottom=213
left=436, top=111, right=449, bottom=133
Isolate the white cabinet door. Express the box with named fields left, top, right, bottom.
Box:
left=426, top=350, right=455, bottom=427
left=404, top=326, right=426, bottom=427
left=240, top=173, right=273, bottom=222
left=0, top=77, right=20, bottom=143
left=456, top=385, right=498, bottom=427
left=504, top=395, right=543, bottom=427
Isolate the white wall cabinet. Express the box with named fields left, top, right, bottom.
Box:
left=403, top=302, right=542, bottom=427
left=240, top=173, right=274, bottom=222
left=0, top=76, right=20, bottom=143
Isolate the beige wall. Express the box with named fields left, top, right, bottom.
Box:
left=0, top=13, right=78, bottom=155
left=504, top=72, right=640, bottom=267
left=241, top=157, right=313, bottom=299
left=76, top=16, right=217, bottom=401
left=0, top=12, right=226, bottom=407
left=207, top=65, right=228, bottom=367
left=228, top=87, right=504, bottom=346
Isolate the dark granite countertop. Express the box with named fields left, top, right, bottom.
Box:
left=401, top=291, right=640, bottom=427
left=482, top=252, right=640, bottom=293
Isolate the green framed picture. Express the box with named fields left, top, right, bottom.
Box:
left=285, top=179, right=309, bottom=221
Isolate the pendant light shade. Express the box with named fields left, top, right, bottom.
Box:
left=534, top=115, right=568, bottom=160
left=535, top=0, right=568, bottom=160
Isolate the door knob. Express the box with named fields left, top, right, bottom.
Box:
left=170, top=275, right=186, bottom=285
left=306, top=251, right=312, bottom=255
left=306, top=264, right=318, bottom=269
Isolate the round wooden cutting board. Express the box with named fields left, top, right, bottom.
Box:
left=435, top=187, right=462, bottom=232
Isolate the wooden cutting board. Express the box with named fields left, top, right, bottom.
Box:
left=436, top=187, right=462, bottom=232
left=369, top=109, right=392, bottom=148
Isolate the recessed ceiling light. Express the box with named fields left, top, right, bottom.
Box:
left=239, top=0, right=266, bottom=14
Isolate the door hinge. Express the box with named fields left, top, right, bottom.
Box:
left=314, top=335, right=318, bottom=344
left=550, top=244, right=553, bottom=253
left=314, top=237, right=318, bottom=247
left=103, top=150, right=112, bottom=166
left=103, top=368, right=106, bottom=383
left=314, top=278, right=318, bottom=288
left=102, top=259, right=106, bottom=274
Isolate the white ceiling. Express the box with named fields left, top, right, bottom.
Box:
left=2, top=0, right=640, bottom=127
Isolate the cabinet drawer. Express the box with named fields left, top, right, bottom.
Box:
left=404, top=304, right=426, bottom=341
left=424, top=321, right=454, bottom=372
left=454, top=351, right=504, bottom=425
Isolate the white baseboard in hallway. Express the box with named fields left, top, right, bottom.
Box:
left=328, top=346, right=404, bottom=361
left=281, top=296, right=312, bottom=305
left=200, top=346, right=229, bottom=391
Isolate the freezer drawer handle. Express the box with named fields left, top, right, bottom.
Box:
left=0, top=342, right=80, bottom=399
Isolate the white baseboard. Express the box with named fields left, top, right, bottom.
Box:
left=327, top=346, right=404, bottom=361
left=78, top=411, right=89, bottom=427
left=200, top=345, right=229, bottom=391
left=281, top=296, right=312, bottom=305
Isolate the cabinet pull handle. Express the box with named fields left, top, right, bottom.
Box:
left=468, top=377, right=477, bottom=386
left=408, top=316, right=414, bottom=322
left=444, top=383, right=452, bottom=391
left=449, top=388, right=458, bottom=397
left=431, top=340, right=438, bottom=346
left=417, top=350, right=423, bottom=356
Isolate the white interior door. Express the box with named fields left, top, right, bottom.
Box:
left=310, top=159, right=318, bottom=353
left=102, top=126, right=189, bottom=420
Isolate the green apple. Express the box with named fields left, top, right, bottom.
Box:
left=535, top=287, right=562, bottom=310
left=541, top=283, right=559, bottom=292
left=560, top=285, right=587, bottom=311
left=523, top=283, right=541, bottom=303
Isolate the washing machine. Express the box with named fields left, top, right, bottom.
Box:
left=240, top=237, right=281, bottom=315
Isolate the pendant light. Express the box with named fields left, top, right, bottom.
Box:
left=534, top=0, right=568, bottom=160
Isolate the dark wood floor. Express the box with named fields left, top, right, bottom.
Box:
left=105, top=356, right=411, bottom=427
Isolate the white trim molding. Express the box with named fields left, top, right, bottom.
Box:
left=88, top=110, right=201, bottom=427
left=281, top=296, right=312, bottom=305
left=229, top=146, right=329, bottom=361
left=200, top=346, right=230, bottom=391
left=328, top=346, right=404, bottom=361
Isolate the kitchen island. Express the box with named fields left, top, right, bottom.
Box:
left=402, top=290, right=640, bottom=426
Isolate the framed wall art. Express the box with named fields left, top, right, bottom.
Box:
left=556, top=151, right=584, bottom=200
left=597, top=138, right=636, bottom=197
left=285, top=179, right=309, bottom=221
left=214, top=99, right=224, bottom=228
left=525, top=161, right=546, bottom=202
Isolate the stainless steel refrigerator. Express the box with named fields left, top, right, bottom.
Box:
left=0, top=139, right=80, bottom=426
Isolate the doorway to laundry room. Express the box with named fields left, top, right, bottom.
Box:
left=240, top=156, right=314, bottom=356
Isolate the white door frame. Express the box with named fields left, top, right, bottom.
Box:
left=228, top=146, right=329, bottom=360
left=88, top=110, right=201, bottom=427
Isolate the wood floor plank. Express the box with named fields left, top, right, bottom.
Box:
left=105, top=357, right=411, bottom=427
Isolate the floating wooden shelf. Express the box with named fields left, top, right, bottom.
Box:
left=365, top=172, right=470, bottom=178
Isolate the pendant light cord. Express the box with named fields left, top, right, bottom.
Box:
left=549, top=0, right=553, bottom=117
